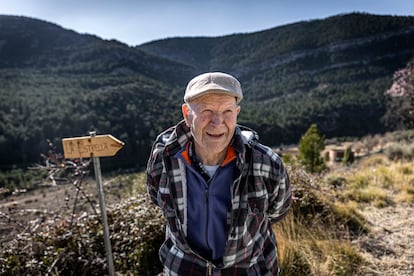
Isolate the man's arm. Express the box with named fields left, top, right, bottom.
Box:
left=146, top=137, right=166, bottom=207
left=267, top=152, right=292, bottom=224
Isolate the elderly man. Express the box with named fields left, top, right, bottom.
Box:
left=146, top=72, right=292, bottom=275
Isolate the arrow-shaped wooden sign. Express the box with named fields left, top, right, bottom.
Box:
left=62, top=134, right=124, bottom=159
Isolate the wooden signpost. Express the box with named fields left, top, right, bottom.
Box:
left=62, top=132, right=124, bottom=276
left=62, top=134, right=124, bottom=159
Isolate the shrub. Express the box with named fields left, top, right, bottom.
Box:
left=288, top=166, right=368, bottom=235
left=0, top=194, right=165, bottom=275
left=385, top=143, right=414, bottom=161
left=326, top=175, right=348, bottom=188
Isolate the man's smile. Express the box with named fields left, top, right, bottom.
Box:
left=206, top=132, right=225, bottom=138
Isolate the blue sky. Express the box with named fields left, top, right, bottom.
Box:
left=1, top=0, right=413, bottom=46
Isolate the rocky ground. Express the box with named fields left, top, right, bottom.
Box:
left=357, top=203, right=414, bottom=275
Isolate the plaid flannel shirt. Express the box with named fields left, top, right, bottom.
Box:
left=146, top=120, right=292, bottom=276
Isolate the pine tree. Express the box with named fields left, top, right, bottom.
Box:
left=343, top=146, right=355, bottom=165
left=298, top=124, right=325, bottom=173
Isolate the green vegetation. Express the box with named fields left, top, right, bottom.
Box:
left=343, top=145, right=355, bottom=165
left=1, top=13, right=414, bottom=180
left=298, top=124, right=326, bottom=173
left=0, top=168, right=47, bottom=194
left=0, top=69, right=183, bottom=167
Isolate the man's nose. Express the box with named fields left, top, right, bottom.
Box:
left=211, top=112, right=224, bottom=125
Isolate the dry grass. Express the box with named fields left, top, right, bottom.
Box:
left=326, top=155, right=414, bottom=207
left=274, top=153, right=414, bottom=275
left=274, top=211, right=366, bottom=276
left=274, top=166, right=368, bottom=275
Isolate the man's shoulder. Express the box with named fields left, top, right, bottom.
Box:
left=251, top=141, right=278, bottom=157
left=236, top=125, right=259, bottom=142
left=236, top=125, right=279, bottom=159
left=152, top=120, right=191, bottom=156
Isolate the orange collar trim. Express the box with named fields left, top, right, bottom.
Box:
left=180, top=143, right=236, bottom=166
left=181, top=143, right=192, bottom=165
left=222, top=146, right=237, bottom=166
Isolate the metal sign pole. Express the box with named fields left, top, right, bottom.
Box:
left=62, top=131, right=124, bottom=275
left=90, top=131, right=115, bottom=276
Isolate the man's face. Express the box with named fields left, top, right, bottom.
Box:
left=182, top=93, right=240, bottom=160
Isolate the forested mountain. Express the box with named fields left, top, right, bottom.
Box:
left=139, top=13, right=414, bottom=141
left=1, top=13, right=414, bottom=172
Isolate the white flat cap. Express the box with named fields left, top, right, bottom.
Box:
left=184, top=72, right=243, bottom=103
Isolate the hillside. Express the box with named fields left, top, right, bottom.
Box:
left=0, top=15, right=193, bottom=172
left=0, top=13, right=414, bottom=175
left=139, top=13, right=414, bottom=141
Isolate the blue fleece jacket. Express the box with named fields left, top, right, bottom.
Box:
left=176, top=148, right=236, bottom=262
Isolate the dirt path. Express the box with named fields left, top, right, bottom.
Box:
left=358, top=203, right=414, bottom=275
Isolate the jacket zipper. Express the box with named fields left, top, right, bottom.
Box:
left=174, top=164, right=215, bottom=274
left=167, top=157, right=225, bottom=274
left=205, top=187, right=210, bottom=252
left=207, top=261, right=213, bottom=275
left=167, top=184, right=216, bottom=275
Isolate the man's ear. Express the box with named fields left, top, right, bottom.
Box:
left=182, top=103, right=191, bottom=127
